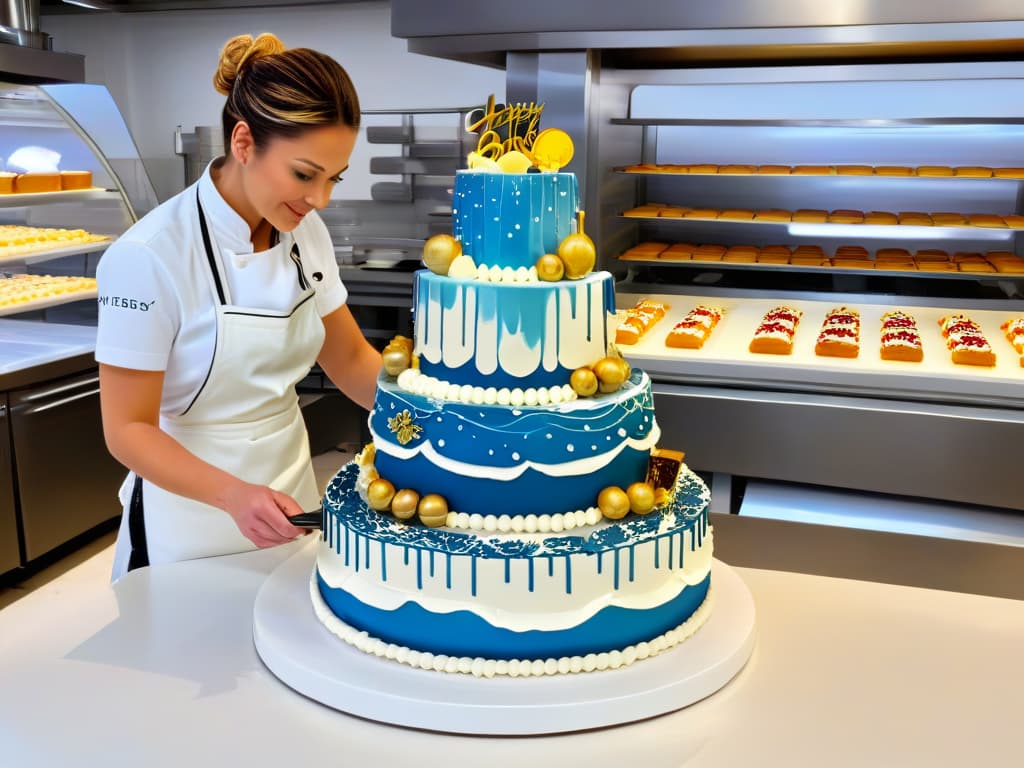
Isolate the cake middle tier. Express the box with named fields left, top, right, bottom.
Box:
left=370, top=369, right=660, bottom=518
left=414, top=270, right=617, bottom=389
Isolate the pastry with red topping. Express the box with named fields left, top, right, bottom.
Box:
left=880, top=310, right=924, bottom=362
left=615, top=299, right=670, bottom=345
left=749, top=305, right=803, bottom=354
left=1000, top=317, right=1024, bottom=366
left=814, top=306, right=861, bottom=358
left=939, top=314, right=996, bottom=367
left=665, top=304, right=724, bottom=349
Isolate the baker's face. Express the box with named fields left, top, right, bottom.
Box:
left=243, top=123, right=357, bottom=232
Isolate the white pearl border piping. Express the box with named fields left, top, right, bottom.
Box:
left=396, top=367, right=578, bottom=407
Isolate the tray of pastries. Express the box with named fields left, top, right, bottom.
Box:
left=0, top=225, right=111, bottom=265
left=618, top=242, right=1024, bottom=275
left=621, top=203, right=1024, bottom=230
left=0, top=273, right=97, bottom=315
left=618, top=163, right=1024, bottom=179
left=616, top=291, right=1024, bottom=406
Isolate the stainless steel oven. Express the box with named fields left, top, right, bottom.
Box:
left=0, top=395, right=19, bottom=574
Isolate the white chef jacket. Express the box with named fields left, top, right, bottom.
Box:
left=95, top=160, right=347, bottom=414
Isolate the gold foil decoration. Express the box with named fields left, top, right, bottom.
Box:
left=387, top=410, right=422, bottom=445
left=532, top=128, right=574, bottom=172
left=467, top=94, right=545, bottom=166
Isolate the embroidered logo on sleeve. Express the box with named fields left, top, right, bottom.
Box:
left=98, top=296, right=155, bottom=311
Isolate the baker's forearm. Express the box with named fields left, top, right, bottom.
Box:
left=321, top=341, right=380, bottom=411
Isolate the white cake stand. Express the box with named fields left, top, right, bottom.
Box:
left=253, top=543, right=756, bottom=735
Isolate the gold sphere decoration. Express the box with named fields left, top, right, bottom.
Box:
left=382, top=346, right=411, bottom=377
left=557, top=211, right=595, bottom=280
left=557, top=233, right=596, bottom=279
left=598, top=486, right=631, bottom=520
left=626, top=482, right=656, bottom=515
left=614, top=356, right=632, bottom=382
left=535, top=253, right=565, bottom=282
left=569, top=367, right=598, bottom=397
left=366, top=478, right=396, bottom=512
left=592, top=356, right=628, bottom=391
left=391, top=488, right=420, bottom=520
left=422, top=234, right=462, bottom=275
left=418, top=493, right=449, bottom=527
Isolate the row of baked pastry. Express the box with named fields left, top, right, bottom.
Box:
left=619, top=242, right=1024, bottom=273
left=0, top=171, right=92, bottom=194
left=0, top=226, right=110, bottom=262
left=0, top=274, right=97, bottom=307
left=621, top=163, right=1024, bottom=178
left=615, top=298, right=1023, bottom=368
left=623, top=203, right=1024, bottom=228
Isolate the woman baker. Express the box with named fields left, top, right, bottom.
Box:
left=96, top=33, right=381, bottom=580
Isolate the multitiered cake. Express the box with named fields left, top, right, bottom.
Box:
left=312, top=107, right=714, bottom=677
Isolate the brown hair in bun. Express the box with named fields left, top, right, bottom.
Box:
left=215, top=32, right=360, bottom=150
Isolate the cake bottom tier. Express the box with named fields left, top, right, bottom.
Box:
left=314, top=463, right=713, bottom=666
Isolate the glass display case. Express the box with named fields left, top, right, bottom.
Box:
left=0, top=81, right=153, bottom=322
left=0, top=81, right=152, bottom=576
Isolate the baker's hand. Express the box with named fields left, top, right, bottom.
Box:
left=223, top=481, right=306, bottom=548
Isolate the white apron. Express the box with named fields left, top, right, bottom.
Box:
left=110, top=190, right=325, bottom=581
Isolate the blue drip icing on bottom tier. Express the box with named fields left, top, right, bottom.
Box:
left=317, top=570, right=710, bottom=660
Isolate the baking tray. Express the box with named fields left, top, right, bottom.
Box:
left=617, top=291, right=1024, bottom=407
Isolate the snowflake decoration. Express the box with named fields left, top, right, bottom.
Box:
left=388, top=409, right=422, bottom=445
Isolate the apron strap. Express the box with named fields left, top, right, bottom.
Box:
left=126, top=474, right=150, bottom=572
left=196, top=188, right=228, bottom=306
left=289, top=243, right=310, bottom=290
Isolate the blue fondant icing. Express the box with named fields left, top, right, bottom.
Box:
left=317, top=570, right=710, bottom=660
left=372, top=370, right=653, bottom=468
left=452, top=172, right=579, bottom=270
left=375, top=448, right=648, bottom=518
left=369, top=371, right=657, bottom=517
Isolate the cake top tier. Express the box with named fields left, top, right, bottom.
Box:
left=452, top=171, right=579, bottom=272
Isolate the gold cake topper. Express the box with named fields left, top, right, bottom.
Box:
left=465, top=95, right=573, bottom=173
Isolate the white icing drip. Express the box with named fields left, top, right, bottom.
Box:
left=817, top=331, right=859, bottom=343
left=310, top=573, right=715, bottom=677
left=752, top=329, right=794, bottom=341
left=669, top=326, right=705, bottom=338
left=881, top=337, right=921, bottom=348
left=318, top=517, right=710, bottom=632
left=417, top=272, right=613, bottom=380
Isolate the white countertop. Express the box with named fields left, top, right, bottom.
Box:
left=0, top=318, right=96, bottom=374
left=0, top=537, right=1020, bottom=768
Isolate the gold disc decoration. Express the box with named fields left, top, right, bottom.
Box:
left=532, top=128, right=574, bottom=172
